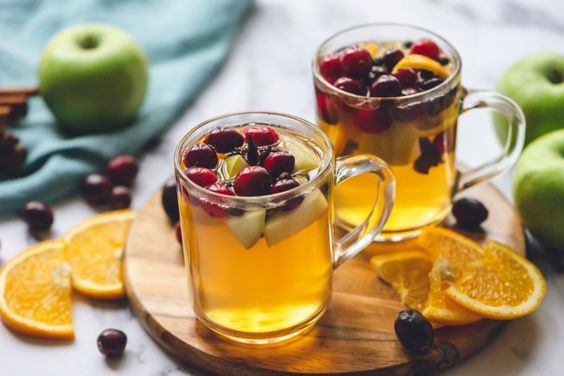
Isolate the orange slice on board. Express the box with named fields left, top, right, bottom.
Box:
left=393, top=54, right=450, bottom=78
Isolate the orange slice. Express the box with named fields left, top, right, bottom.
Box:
left=361, top=42, right=379, bottom=58
left=446, top=241, right=546, bottom=319
left=370, top=249, right=432, bottom=311
left=0, top=240, right=73, bottom=339
left=62, top=209, right=135, bottom=299
left=393, top=54, right=450, bottom=78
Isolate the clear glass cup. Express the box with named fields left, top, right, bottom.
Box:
left=174, top=112, right=395, bottom=344
left=312, top=23, right=526, bottom=241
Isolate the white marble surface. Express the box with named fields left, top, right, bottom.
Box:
left=2, top=0, right=564, bottom=374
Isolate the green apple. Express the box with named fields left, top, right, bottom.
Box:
left=226, top=209, right=266, bottom=249
left=495, top=52, right=564, bottom=146
left=223, top=155, right=248, bottom=179
left=39, top=23, right=148, bottom=134
left=283, top=137, right=319, bottom=172
left=513, top=129, right=564, bottom=251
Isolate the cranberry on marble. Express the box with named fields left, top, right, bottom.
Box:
left=106, top=155, right=138, bottom=186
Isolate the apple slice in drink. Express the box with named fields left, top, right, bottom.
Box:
left=284, top=138, right=319, bottom=172
left=264, top=189, right=328, bottom=246
left=223, top=154, right=249, bottom=179
left=226, top=208, right=266, bottom=249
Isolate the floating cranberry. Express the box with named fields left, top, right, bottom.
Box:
left=370, top=75, right=401, bottom=97
left=97, top=329, right=127, bottom=357
left=319, top=53, right=343, bottom=83
left=340, top=47, right=373, bottom=78
left=420, top=78, right=445, bottom=91
left=333, top=77, right=367, bottom=96
left=382, top=48, right=405, bottom=71
left=161, top=177, right=179, bottom=222
left=204, top=128, right=244, bottom=153
left=182, top=143, right=218, bottom=168
left=394, top=309, right=434, bottom=354
left=106, top=155, right=138, bottom=186
left=233, top=166, right=273, bottom=196
left=20, top=201, right=53, bottom=232
left=393, top=68, right=417, bottom=88
left=175, top=222, right=183, bottom=245
left=316, top=92, right=339, bottom=124
left=452, top=198, right=488, bottom=229
left=351, top=107, right=390, bottom=134
left=263, top=151, right=295, bottom=177
left=185, top=167, right=218, bottom=188
left=270, top=178, right=303, bottom=211
left=244, top=126, right=279, bottom=146
left=111, top=186, right=132, bottom=209
left=207, top=183, right=235, bottom=196
left=81, top=174, right=112, bottom=206
left=200, top=183, right=235, bottom=217
left=410, top=38, right=440, bottom=60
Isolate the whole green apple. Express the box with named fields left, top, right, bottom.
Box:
left=39, top=23, right=148, bottom=134
left=495, top=52, right=564, bottom=146
left=513, top=129, right=564, bottom=251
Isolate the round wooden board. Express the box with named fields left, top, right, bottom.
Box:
left=124, top=183, right=524, bottom=376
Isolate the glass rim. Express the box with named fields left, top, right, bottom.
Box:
left=173, top=111, right=334, bottom=206
left=312, top=22, right=462, bottom=102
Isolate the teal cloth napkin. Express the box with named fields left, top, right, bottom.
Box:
left=0, top=0, right=253, bottom=214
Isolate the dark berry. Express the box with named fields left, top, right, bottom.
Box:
left=381, top=48, right=405, bottom=71
left=420, top=78, right=445, bottom=91
left=333, top=77, right=367, bottom=96
left=351, top=107, right=390, bottom=134
left=270, top=178, right=304, bottom=211
left=316, top=92, right=339, bottom=124
left=106, top=155, right=138, bottom=186
left=263, top=151, right=295, bottom=177
left=403, top=40, right=413, bottom=49
left=319, top=54, right=343, bottom=83
left=20, top=201, right=54, bottom=232
left=452, top=198, right=488, bottom=229
left=410, top=38, right=440, bottom=60
left=413, top=138, right=442, bottom=174
left=233, top=166, right=273, bottom=196
left=401, top=87, right=420, bottom=96
left=417, top=70, right=434, bottom=82
left=161, top=177, right=179, bottom=222
left=97, top=329, right=127, bottom=357
left=393, top=68, right=417, bottom=88
left=200, top=183, right=235, bottom=217
left=370, top=65, right=388, bottom=80
left=244, top=126, right=279, bottom=146
left=370, top=75, right=401, bottom=97
left=81, top=174, right=112, bottom=206
left=175, top=222, right=183, bottom=245
left=340, top=47, right=373, bottom=78
left=207, top=183, right=235, bottom=196
left=185, top=167, right=218, bottom=188
left=394, top=309, right=434, bottom=354
left=182, top=143, right=218, bottom=168
left=111, top=186, right=132, bottom=209
left=437, top=56, right=450, bottom=65
left=204, top=128, right=244, bottom=153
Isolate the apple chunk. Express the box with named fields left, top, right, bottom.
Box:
left=284, top=139, right=319, bottom=172
left=226, top=209, right=266, bottom=249
left=264, top=189, right=328, bottom=246
left=223, top=155, right=248, bottom=179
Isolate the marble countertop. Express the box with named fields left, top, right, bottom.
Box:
left=2, top=0, right=564, bottom=374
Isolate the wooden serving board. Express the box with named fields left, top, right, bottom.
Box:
left=124, top=182, right=524, bottom=376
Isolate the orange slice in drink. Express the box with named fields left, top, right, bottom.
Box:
left=62, top=209, right=135, bottom=299
left=393, top=54, right=450, bottom=78
left=0, top=240, right=73, bottom=339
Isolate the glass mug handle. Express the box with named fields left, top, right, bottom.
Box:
left=457, top=89, right=526, bottom=191
left=332, top=155, right=395, bottom=269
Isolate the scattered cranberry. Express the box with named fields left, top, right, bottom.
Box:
left=452, top=198, right=488, bottom=229
left=20, top=201, right=54, bottom=232
left=316, top=92, right=339, bottom=124
left=161, top=177, right=179, bottom=222
left=81, top=174, right=113, bottom=206
left=370, top=75, right=401, bottom=97
left=393, top=68, right=417, bottom=88
left=340, top=47, right=373, bottom=78
left=185, top=167, right=218, bottom=188
left=263, top=151, right=295, bottom=177
left=233, top=166, right=273, bottom=196
left=204, top=128, right=244, bottom=153
left=97, top=329, right=127, bottom=357
left=394, top=309, right=434, bottom=354
left=106, top=155, right=138, bottom=187
left=182, top=143, right=218, bottom=169
left=174, top=222, right=183, bottom=245
left=111, top=186, right=132, bottom=209
left=410, top=38, right=440, bottom=60
left=333, top=77, right=367, bottom=96
left=351, top=107, right=390, bottom=134
left=244, top=126, right=279, bottom=146
left=382, top=48, right=405, bottom=71
left=420, top=78, right=444, bottom=91
left=319, top=53, right=343, bottom=83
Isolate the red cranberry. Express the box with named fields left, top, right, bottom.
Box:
left=20, top=201, right=54, bottom=232
left=333, top=77, right=367, bottom=96
left=420, top=77, right=445, bottom=91
left=340, top=47, right=373, bottom=78
left=207, top=183, right=235, bottom=196
left=175, top=222, right=183, bottom=245
left=351, top=107, right=390, bottom=134
left=452, top=198, right=488, bottom=229
left=204, top=128, right=244, bottom=153
left=81, top=174, right=112, bottom=206
left=111, top=186, right=132, bottom=209
left=161, top=177, right=179, bottom=222
left=244, top=126, right=279, bottom=146
left=182, top=143, right=218, bottom=168
left=185, top=167, right=218, bottom=188
left=106, top=155, right=138, bottom=186
left=316, top=92, right=339, bottom=124
left=370, top=75, right=402, bottom=97
left=200, top=183, right=235, bottom=217
left=270, top=178, right=303, bottom=211
left=393, top=68, right=417, bottom=88
left=263, top=151, right=295, bottom=177
left=319, top=53, right=343, bottom=83
left=382, top=48, right=405, bottom=71
left=233, top=166, right=273, bottom=196
left=410, top=38, right=440, bottom=60
left=97, top=329, right=127, bottom=357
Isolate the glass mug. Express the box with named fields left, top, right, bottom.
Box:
left=313, top=23, right=525, bottom=241
left=174, top=112, right=395, bottom=344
